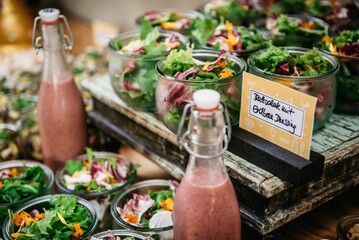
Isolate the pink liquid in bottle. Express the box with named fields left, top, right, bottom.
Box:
left=37, top=76, right=87, bottom=171
left=174, top=168, right=241, bottom=240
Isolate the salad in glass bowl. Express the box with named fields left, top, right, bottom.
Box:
left=108, top=20, right=188, bottom=112
left=198, top=0, right=262, bottom=27
left=111, top=180, right=178, bottom=240
left=257, top=14, right=328, bottom=48
left=0, top=160, right=54, bottom=235
left=55, top=148, right=137, bottom=230
left=320, top=30, right=359, bottom=114
left=2, top=194, right=98, bottom=240
left=247, top=46, right=339, bottom=131
left=156, top=45, right=246, bottom=133
left=136, top=9, right=204, bottom=36
left=190, top=17, right=270, bottom=58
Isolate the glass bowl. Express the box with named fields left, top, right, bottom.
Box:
left=0, top=160, right=54, bottom=236
left=247, top=46, right=339, bottom=131
left=319, top=49, right=359, bottom=115
left=156, top=49, right=247, bottom=133
left=197, top=0, right=263, bottom=27
left=89, top=229, right=156, bottom=240
left=2, top=194, right=98, bottom=240
left=135, top=8, right=204, bottom=36
left=108, top=30, right=188, bottom=112
left=256, top=14, right=329, bottom=48
left=111, top=179, right=177, bottom=240
left=55, top=151, right=137, bottom=230
left=337, top=215, right=359, bottom=240
left=0, top=123, right=20, bottom=161
left=16, top=110, right=42, bottom=161
left=193, top=25, right=270, bottom=59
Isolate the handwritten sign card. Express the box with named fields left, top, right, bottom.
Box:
left=240, top=72, right=317, bottom=159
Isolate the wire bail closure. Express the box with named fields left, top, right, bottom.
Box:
left=177, top=101, right=232, bottom=159
left=32, top=15, right=73, bottom=54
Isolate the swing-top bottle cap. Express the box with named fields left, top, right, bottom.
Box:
left=38, top=8, right=60, bottom=22
left=193, top=89, right=220, bottom=110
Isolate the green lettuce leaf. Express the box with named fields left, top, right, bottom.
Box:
left=162, top=45, right=195, bottom=76
left=65, top=159, right=84, bottom=176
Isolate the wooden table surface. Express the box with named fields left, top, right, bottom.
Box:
left=2, top=6, right=357, bottom=239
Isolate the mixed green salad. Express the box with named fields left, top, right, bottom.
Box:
left=202, top=0, right=260, bottom=26
left=139, top=10, right=199, bottom=33
left=321, top=30, right=359, bottom=101
left=156, top=45, right=243, bottom=132
left=62, top=148, right=137, bottom=193
left=250, top=46, right=336, bottom=125
left=251, top=46, right=329, bottom=76
left=0, top=165, right=45, bottom=222
left=190, top=17, right=270, bottom=53
left=117, top=182, right=178, bottom=229
left=0, top=165, right=45, bottom=204
left=264, top=14, right=328, bottom=47
left=8, top=195, right=91, bottom=240
left=109, top=20, right=185, bottom=111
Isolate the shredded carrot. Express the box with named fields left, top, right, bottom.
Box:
left=14, top=212, right=31, bottom=227
left=14, top=211, right=46, bottom=227
left=165, top=41, right=180, bottom=49
left=161, top=22, right=177, bottom=30
left=160, top=198, right=174, bottom=211
left=300, top=21, right=315, bottom=30
left=220, top=68, right=234, bottom=79
left=82, top=160, right=89, bottom=168
left=0, top=181, right=2, bottom=189
left=225, top=20, right=233, bottom=35
left=217, top=59, right=226, bottom=68
left=9, top=168, right=20, bottom=176
left=322, top=35, right=333, bottom=43
left=202, top=61, right=211, bottom=71
left=72, top=223, right=84, bottom=238
left=125, top=214, right=139, bottom=224
left=243, top=5, right=249, bottom=10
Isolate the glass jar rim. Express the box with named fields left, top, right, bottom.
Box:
left=108, top=29, right=189, bottom=59
left=111, top=179, right=174, bottom=232
left=0, top=160, right=54, bottom=208
left=55, top=151, right=136, bottom=198
left=156, top=49, right=247, bottom=83
left=2, top=194, right=98, bottom=239
left=247, top=46, right=340, bottom=81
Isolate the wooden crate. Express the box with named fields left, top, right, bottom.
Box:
left=82, top=75, right=359, bottom=238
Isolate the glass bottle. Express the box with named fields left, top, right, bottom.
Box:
left=32, top=8, right=87, bottom=171
left=174, top=89, right=241, bottom=240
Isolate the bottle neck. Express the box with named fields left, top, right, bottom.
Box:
left=40, top=21, right=72, bottom=82
left=185, top=106, right=228, bottom=179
